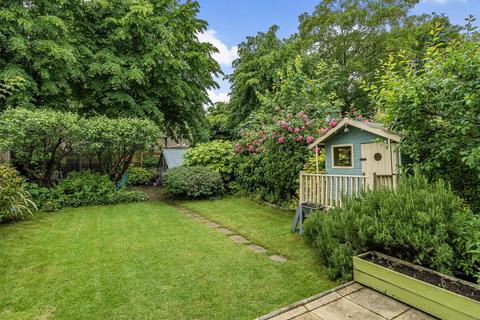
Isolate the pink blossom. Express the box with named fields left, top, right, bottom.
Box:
left=294, top=127, right=301, bottom=134
left=296, top=135, right=303, bottom=142
left=306, top=136, right=315, bottom=144
left=234, top=144, right=243, bottom=154
left=329, top=118, right=337, bottom=128
left=288, top=127, right=293, bottom=132
left=277, top=137, right=285, bottom=144
left=320, top=127, right=330, bottom=136
left=247, top=145, right=254, bottom=153
left=313, top=146, right=320, bottom=154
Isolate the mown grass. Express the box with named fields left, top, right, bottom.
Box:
left=0, top=199, right=334, bottom=320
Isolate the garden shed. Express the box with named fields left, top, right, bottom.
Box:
left=159, top=148, right=187, bottom=175
left=300, top=118, right=404, bottom=207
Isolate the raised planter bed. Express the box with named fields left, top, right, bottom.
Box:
left=353, top=251, right=480, bottom=320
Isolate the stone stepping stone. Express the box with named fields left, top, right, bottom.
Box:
left=247, top=244, right=267, bottom=254
left=216, top=228, right=233, bottom=235
left=228, top=235, right=250, bottom=244
left=191, top=216, right=207, bottom=222
left=205, top=221, right=220, bottom=228
left=269, top=255, right=288, bottom=263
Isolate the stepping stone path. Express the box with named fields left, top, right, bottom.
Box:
left=248, top=244, right=268, bottom=254
left=205, top=221, right=220, bottom=228
left=216, top=227, right=234, bottom=235
left=269, top=255, right=288, bottom=263
left=228, top=235, right=250, bottom=244
left=174, top=204, right=288, bottom=264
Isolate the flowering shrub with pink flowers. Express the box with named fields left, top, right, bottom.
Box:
left=233, top=106, right=373, bottom=207
left=233, top=107, right=339, bottom=207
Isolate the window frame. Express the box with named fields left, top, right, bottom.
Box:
left=331, top=144, right=354, bottom=169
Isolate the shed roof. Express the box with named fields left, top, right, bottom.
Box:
left=162, top=148, right=187, bottom=169
left=308, top=118, right=403, bottom=149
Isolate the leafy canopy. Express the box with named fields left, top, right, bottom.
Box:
left=0, top=0, right=220, bottom=140
left=369, top=20, right=480, bottom=211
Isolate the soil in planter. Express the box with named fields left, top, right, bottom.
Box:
left=363, top=253, right=480, bottom=301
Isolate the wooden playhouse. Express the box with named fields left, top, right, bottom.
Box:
left=299, top=118, right=405, bottom=208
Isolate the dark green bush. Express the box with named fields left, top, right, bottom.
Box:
left=27, top=171, right=147, bottom=210
left=304, top=173, right=477, bottom=282
left=163, top=166, right=224, bottom=199
left=126, top=166, right=156, bottom=186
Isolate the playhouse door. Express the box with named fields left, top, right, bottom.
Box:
left=360, top=142, right=397, bottom=188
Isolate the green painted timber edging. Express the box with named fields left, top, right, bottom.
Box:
left=353, top=252, right=480, bottom=320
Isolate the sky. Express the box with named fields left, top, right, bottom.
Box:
left=196, top=0, right=480, bottom=103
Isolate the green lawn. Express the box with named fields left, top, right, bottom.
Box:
left=0, top=199, right=334, bottom=320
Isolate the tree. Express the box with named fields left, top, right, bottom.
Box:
left=226, top=25, right=285, bottom=131
left=80, top=116, right=160, bottom=182
left=0, top=0, right=220, bottom=140
left=0, top=108, right=81, bottom=186
left=256, top=56, right=342, bottom=121
left=206, top=102, right=232, bottom=140
left=369, top=21, right=480, bottom=211
left=298, top=0, right=420, bottom=113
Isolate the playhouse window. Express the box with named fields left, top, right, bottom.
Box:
left=332, top=145, right=353, bottom=168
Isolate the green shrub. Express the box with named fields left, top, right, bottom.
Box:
left=163, top=166, right=224, bottom=199
left=0, top=165, right=36, bottom=222
left=141, top=156, right=159, bottom=169
left=27, top=171, right=148, bottom=210
left=454, top=215, right=480, bottom=283
left=126, top=167, right=156, bottom=186
left=184, top=140, right=235, bottom=185
left=304, top=173, right=476, bottom=282
left=24, top=182, right=60, bottom=212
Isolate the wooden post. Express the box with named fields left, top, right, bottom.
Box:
left=372, top=172, right=377, bottom=190
left=299, top=171, right=304, bottom=204
left=315, top=147, right=319, bottom=174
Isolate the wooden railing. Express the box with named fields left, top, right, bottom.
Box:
left=299, top=172, right=396, bottom=207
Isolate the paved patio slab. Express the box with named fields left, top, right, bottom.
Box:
left=258, top=282, right=437, bottom=320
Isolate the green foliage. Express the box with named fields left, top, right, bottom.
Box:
left=227, top=25, right=286, bottom=131
left=0, top=109, right=160, bottom=185
left=163, top=166, right=224, bottom=199
left=453, top=215, right=480, bottom=283
left=0, top=0, right=220, bottom=140
left=369, top=21, right=480, bottom=211
left=206, top=102, right=232, bottom=140
left=29, top=171, right=147, bottom=209
left=0, top=164, right=36, bottom=222
left=233, top=57, right=339, bottom=207
left=297, top=0, right=421, bottom=112
left=126, top=167, right=156, bottom=186
left=80, top=116, right=160, bottom=182
left=142, top=156, right=159, bottom=169
left=184, top=140, right=235, bottom=185
left=304, top=173, right=477, bottom=282
left=256, top=56, right=342, bottom=120
left=0, top=108, right=80, bottom=186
